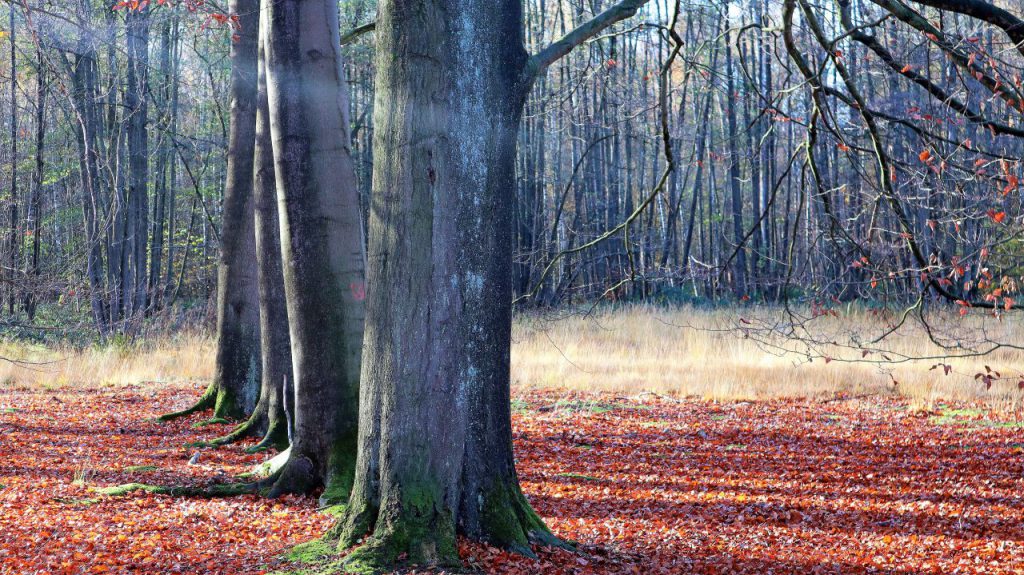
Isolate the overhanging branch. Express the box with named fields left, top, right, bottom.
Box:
left=524, top=0, right=651, bottom=81
left=340, top=21, right=375, bottom=46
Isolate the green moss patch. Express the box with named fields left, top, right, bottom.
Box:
left=123, top=465, right=159, bottom=473
left=556, top=472, right=601, bottom=482
left=929, top=407, right=1024, bottom=430
left=540, top=399, right=651, bottom=415
left=191, top=417, right=231, bottom=429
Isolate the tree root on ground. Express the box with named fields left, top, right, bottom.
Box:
left=157, top=382, right=216, bottom=422
left=95, top=481, right=263, bottom=498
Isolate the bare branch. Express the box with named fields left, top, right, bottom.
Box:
left=524, top=0, right=651, bottom=81
left=340, top=21, right=375, bottom=46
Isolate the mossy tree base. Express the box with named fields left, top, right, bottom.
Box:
left=205, top=409, right=287, bottom=451
left=158, top=382, right=247, bottom=423
left=332, top=481, right=565, bottom=573
left=474, top=480, right=567, bottom=557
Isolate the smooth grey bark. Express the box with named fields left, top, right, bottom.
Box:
left=261, top=0, right=365, bottom=501
left=210, top=0, right=262, bottom=420
left=213, top=6, right=291, bottom=451
left=336, top=0, right=649, bottom=570
left=162, top=0, right=261, bottom=422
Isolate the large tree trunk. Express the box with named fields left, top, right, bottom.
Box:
left=162, top=0, right=261, bottom=422
left=261, top=0, right=365, bottom=502
left=211, top=7, right=291, bottom=451
left=336, top=2, right=558, bottom=570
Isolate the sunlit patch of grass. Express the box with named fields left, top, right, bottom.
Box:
left=8, top=306, right=1024, bottom=410
left=0, top=331, right=212, bottom=390
left=540, top=398, right=650, bottom=415
left=512, top=305, right=1024, bottom=408
left=924, top=405, right=1024, bottom=430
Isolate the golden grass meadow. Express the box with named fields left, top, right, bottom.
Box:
left=2, top=305, right=1022, bottom=409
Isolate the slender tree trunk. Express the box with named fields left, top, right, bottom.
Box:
left=124, top=2, right=150, bottom=324
left=260, top=0, right=365, bottom=502
left=149, top=15, right=174, bottom=311
left=164, top=18, right=180, bottom=298
left=724, top=20, right=747, bottom=295
left=67, top=42, right=109, bottom=334
left=26, top=47, right=45, bottom=321
left=8, top=1, right=17, bottom=316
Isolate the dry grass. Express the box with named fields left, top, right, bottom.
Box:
left=512, top=305, right=1024, bottom=409
left=0, top=332, right=213, bottom=390
left=2, top=306, right=1023, bottom=408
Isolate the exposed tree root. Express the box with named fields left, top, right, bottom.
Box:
left=237, top=447, right=291, bottom=481
left=157, top=382, right=216, bottom=422
left=205, top=410, right=288, bottom=452
left=95, top=481, right=262, bottom=498
left=191, top=417, right=232, bottom=429
left=244, top=422, right=288, bottom=453
left=209, top=417, right=259, bottom=446
left=264, top=454, right=319, bottom=499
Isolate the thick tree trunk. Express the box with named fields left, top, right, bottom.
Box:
left=261, top=0, right=365, bottom=502
left=213, top=8, right=291, bottom=451
left=203, top=0, right=262, bottom=420
left=336, top=2, right=558, bottom=570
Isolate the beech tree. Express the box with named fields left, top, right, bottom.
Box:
left=208, top=9, right=290, bottom=451
left=260, top=0, right=366, bottom=501
left=161, top=0, right=262, bottom=423
left=328, top=0, right=652, bottom=571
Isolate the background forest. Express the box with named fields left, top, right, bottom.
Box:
left=3, top=0, right=1021, bottom=341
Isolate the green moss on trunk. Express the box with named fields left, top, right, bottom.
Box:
left=213, top=385, right=245, bottom=421
left=340, top=482, right=459, bottom=573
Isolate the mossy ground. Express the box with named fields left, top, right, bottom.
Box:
left=929, top=406, right=1024, bottom=429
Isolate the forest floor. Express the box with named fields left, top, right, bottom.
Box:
left=2, top=384, right=1024, bottom=574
